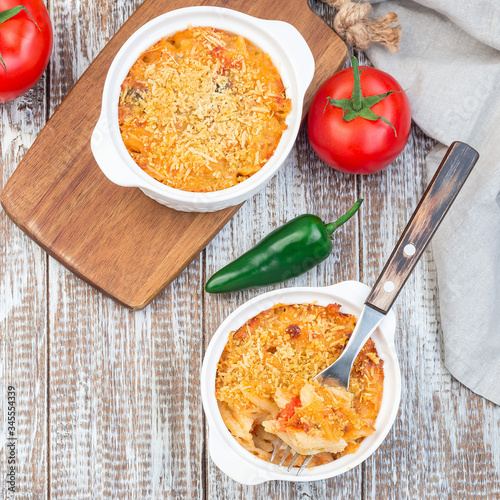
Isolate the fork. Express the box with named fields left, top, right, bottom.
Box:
left=271, top=142, right=479, bottom=474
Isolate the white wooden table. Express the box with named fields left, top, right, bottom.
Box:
left=1, top=0, right=499, bottom=498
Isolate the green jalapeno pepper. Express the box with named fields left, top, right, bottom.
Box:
left=205, top=199, right=363, bottom=293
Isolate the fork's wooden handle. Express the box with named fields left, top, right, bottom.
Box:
left=365, top=141, right=479, bottom=315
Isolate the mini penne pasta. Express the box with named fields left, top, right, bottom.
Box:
left=118, top=26, right=291, bottom=192
left=215, top=303, right=384, bottom=468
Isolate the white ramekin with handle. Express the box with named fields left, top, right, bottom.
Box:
left=91, top=6, right=315, bottom=212
left=201, top=280, right=401, bottom=484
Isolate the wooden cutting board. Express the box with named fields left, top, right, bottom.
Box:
left=1, top=0, right=347, bottom=310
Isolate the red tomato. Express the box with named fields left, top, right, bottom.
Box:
left=278, top=397, right=301, bottom=421
left=0, top=0, right=53, bottom=103
left=308, top=58, right=411, bottom=175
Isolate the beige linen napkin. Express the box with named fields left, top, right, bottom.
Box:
left=365, top=0, right=500, bottom=405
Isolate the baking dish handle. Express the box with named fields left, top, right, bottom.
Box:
left=90, top=115, right=141, bottom=188
left=322, top=280, right=397, bottom=339
left=208, top=431, right=268, bottom=485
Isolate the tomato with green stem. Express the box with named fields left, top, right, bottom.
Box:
left=0, top=0, right=53, bottom=103
left=307, top=56, right=411, bottom=175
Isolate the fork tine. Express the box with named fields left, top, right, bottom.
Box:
left=278, top=445, right=292, bottom=467
left=286, top=452, right=301, bottom=471
left=296, top=455, right=313, bottom=475
left=270, top=440, right=282, bottom=463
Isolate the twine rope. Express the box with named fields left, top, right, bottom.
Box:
left=322, top=0, right=401, bottom=53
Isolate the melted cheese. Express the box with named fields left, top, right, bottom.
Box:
left=118, top=26, right=291, bottom=192
left=216, top=303, right=385, bottom=468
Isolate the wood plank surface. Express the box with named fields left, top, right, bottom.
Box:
left=0, top=70, right=49, bottom=497
left=0, top=0, right=499, bottom=499
left=0, top=0, right=347, bottom=310
left=46, top=1, right=204, bottom=498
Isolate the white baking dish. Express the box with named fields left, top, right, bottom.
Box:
left=201, top=280, right=400, bottom=484
left=91, top=6, right=314, bottom=212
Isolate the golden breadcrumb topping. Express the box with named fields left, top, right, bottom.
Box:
left=215, top=303, right=384, bottom=468
left=118, top=26, right=291, bottom=192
